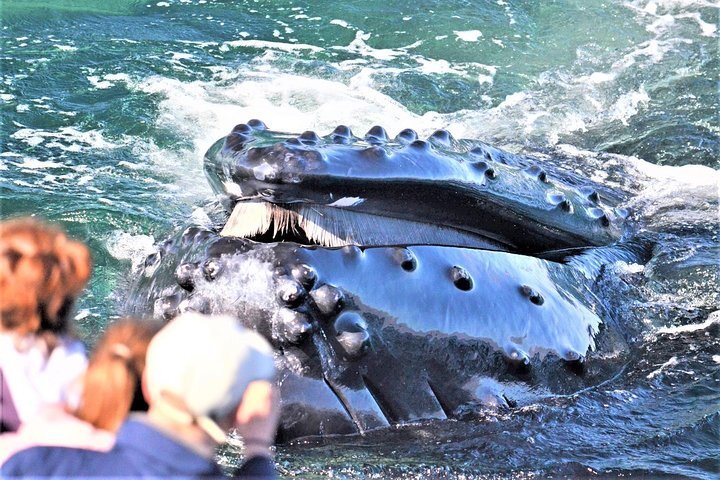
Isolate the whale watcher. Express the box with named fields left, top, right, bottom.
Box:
left=0, top=318, right=162, bottom=462
left=73, top=317, right=162, bottom=430
left=0, top=218, right=92, bottom=433
left=1, top=312, right=280, bottom=479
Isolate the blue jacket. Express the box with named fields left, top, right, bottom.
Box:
left=1, top=417, right=276, bottom=478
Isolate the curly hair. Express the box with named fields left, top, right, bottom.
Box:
left=0, top=218, right=92, bottom=342
left=74, top=318, right=162, bottom=431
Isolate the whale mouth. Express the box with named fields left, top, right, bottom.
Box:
left=220, top=200, right=507, bottom=251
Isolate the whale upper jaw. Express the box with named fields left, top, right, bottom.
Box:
left=204, top=121, right=626, bottom=257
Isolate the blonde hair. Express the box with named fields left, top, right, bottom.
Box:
left=74, top=318, right=162, bottom=431
left=0, top=218, right=91, bottom=347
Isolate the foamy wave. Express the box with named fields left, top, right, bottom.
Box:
left=454, top=30, right=483, bottom=42
left=9, top=157, right=66, bottom=170
left=134, top=69, right=445, bottom=142
left=624, top=164, right=719, bottom=230
left=646, top=356, right=679, bottom=379
left=429, top=1, right=715, bottom=147
left=105, top=231, right=158, bottom=272
left=131, top=139, right=212, bottom=201
left=655, top=311, right=720, bottom=335
left=607, top=88, right=651, bottom=125
left=222, top=39, right=324, bottom=53
left=333, top=30, right=421, bottom=61
left=626, top=0, right=718, bottom=37
left=190, top=207, right=213, bottom=227
left=328, top=30, right=495, bottom=85
left=330, top=19, right=350, bottom=28
left=10, top=126, right=126, bottom=151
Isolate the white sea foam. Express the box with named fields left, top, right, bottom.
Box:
left=222, top=39, right=323, bottom=53
left=117, top=160, right=144, bottom=170
left=135, top=69, right=443, bottom=143
left=10, top=157, right=65, bottom=170
left=631, top=160, right=718, bottom=188
left=607, top=87, right=650, bottom=125
left=330, top=19, right=350, bottom=28
left=626, top=0, right=718, bottom=37
left=328, top=31, right=494, bottom=86
left=333, top=31, right=421, bottom=61
left=10, top=126, right=124, bottom=150
left=77, top=175, right=94, bottom=186
left=106, top=231, right=158, bottom=272
left=436, top=39, right=678, bottom=146
left=647, top=356, right=679, bottom=379
left=171, top=52, right=194, bottom=61
left=646, top=13, right=676, bottom=34
left=131, top=139, right=212, bottom=201
left=424, top=0, right=716, bottom=148
left=88, top=76, right=114, bottom=89
left=190, top=207, right=213, bottom=227
left=677, top=12, right=717, bottom=36
left=13, top=179, right=34, bottom=188
left=655, top=311, right=720, bottom=335
left=454, top=30, right=483, bottom=42
left=177, top=39, right=218, bottom=49
left=478, top=74, right=494, bottom=85
left=111, top=38, right=140, bottom=44
left=579, top=71, right=617, bottom=84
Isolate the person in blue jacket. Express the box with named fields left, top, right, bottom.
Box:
left=1, top=312, right=280, bottom=479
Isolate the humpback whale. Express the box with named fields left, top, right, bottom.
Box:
left=129, top=120, right=689, bottom=443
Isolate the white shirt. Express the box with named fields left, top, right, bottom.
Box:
left=0, top=333, right=87, bottom=424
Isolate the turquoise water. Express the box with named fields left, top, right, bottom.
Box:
left=2, top=0, right=718, bottom=477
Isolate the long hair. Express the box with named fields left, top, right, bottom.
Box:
left=74, top=318, right=163, bottom=431
left=0, top=218, right=91, bottom=349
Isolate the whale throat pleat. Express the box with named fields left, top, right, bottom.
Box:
left=221, top=201, right=505, bottom=250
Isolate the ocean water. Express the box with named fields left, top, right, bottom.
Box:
left=1, top=0, right=718, bottom=478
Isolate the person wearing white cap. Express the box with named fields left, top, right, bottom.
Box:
left=2, top=312, right=280, bottom=479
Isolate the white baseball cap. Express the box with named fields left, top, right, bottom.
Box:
left=144, top=312, right=275, bottom=443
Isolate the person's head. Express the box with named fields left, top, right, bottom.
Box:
left=143, top=312, right=275, bottom=443
left=74, top=318, right=163, bottom=431
left=0, top=218, right=91, bottom=342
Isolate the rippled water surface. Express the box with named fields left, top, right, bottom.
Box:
left=1, top=0, right=718, bottom=478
